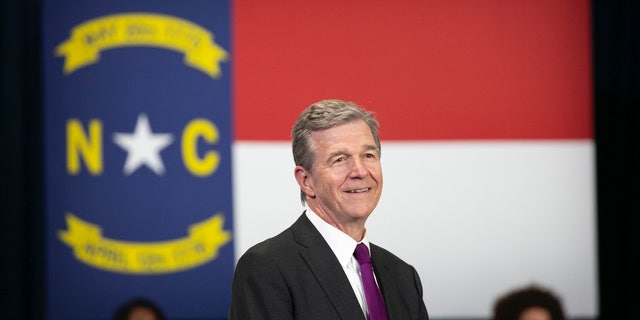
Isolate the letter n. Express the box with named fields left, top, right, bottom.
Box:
left=67, top=119, right=103, bottom=175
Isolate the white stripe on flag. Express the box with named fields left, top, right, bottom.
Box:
left=233, top=141, right=597, bottom=318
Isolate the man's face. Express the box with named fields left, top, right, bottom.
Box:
left=302, top=119, right=383, bottom=228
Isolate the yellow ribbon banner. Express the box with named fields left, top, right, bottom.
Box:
left=58, top=212, right=231, bottom=274
left=55, top=13, right=228, bottom=78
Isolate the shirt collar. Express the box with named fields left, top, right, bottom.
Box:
left=305, top=208, right=370, bottom=268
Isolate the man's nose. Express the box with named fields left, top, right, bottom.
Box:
left=348, top=158, right=368, bottom=178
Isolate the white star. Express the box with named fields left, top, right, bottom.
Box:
left=113, top=113, right=174, bottom=175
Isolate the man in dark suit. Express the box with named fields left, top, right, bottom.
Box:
left=229, top=99, right=429, bottom=319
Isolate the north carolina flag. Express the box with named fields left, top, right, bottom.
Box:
left=232, top=0, right=596, bottom=318
left=43, top=0, right=596, bottom=319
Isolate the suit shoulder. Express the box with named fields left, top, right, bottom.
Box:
left=237, top=227, right=298, bottom=261
left=370, top=243, right=414, bottom=268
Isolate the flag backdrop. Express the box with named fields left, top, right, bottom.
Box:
left=43, top=0, right=596, bottom=319
left=43, top=1, right=233, bottom=319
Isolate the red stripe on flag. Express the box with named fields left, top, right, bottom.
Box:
left=233, top=0, right=592, bottom=141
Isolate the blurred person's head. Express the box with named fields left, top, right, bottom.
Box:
left=111, top=297, right=166, bottom=320
left=492, top=285, right=565, bottom=320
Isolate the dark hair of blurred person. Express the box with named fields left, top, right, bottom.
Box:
left=111, top=297, right=166, bottom=320
left=492, top=285, right=565, bottom=320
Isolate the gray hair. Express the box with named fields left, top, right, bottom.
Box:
left=291, top=99, right=381, bottom=204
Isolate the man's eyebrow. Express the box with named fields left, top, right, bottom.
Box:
left=325, top=145, right=378, bottom=161
left=364, top=144, right=379, bottom=151
left=363, top=144, right=380, bottom=154
left=326, top=150, right=348, bottom=162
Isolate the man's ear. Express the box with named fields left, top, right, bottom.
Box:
left=294, top=166, right=315, bottom=198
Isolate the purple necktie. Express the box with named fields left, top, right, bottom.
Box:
left=354, top=243, right=388, bottom=320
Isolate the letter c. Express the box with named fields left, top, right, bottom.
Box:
left=182, top=119, right=220, bottom=177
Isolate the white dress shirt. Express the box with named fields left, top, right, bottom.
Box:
left=305, top=209, right=373, bottom=319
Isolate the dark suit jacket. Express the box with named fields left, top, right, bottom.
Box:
left=229, top=213, right=429, bottom=319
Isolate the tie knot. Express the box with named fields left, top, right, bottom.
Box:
left=354, top=243, right=371, bottom=264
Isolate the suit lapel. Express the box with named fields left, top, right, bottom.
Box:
left=291, top=214, right=366, bottom=320
left=371, top=244, right=402, bottom=319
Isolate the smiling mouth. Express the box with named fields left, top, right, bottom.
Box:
left=346, top=188, right=370, bottom=193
